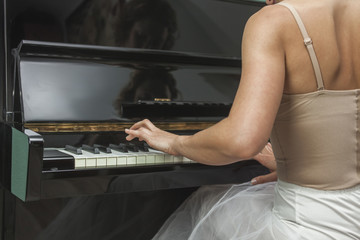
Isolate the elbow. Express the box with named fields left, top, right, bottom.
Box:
left=225, top=134, right=265, bottom=161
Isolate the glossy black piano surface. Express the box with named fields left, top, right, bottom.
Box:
left=0, top=0, right=267, bottom=239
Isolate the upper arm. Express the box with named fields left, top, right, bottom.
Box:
left=227, top=7, right=286, bottom=155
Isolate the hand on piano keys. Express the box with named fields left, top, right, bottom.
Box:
left=44, top=142, right=195, bottom=171
left=125, top=119, right=180, bottom=156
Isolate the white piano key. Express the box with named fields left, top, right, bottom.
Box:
left=97, top=157, right=107, bottom=167
left=107, top=157, right=117, bottom=167
left=136, top=154, right=146, bottom=165
left=154, top=154, right=165, bottom=164
left=148, top=149, right=165, bottom=164
left=146, top=154, right=156, bottom=164
left=110, top=149, right=130, bottom=166
left=164, top=154, right=174, bottom=163
left=183, top=157, right=194, bottom=163
left=81, top=151, right=98, bottom=168
left=86, top=158, right=96, bottom=168
left=116, top=156, right=127, bottom=166
left=58, top=149, right=86, bottom=169
left=75, top=158, right=86, bottom=168
left=174, top=155, right=183, bottom=163
left=127, top=155, right=137, bottom=165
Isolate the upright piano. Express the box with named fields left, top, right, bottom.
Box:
left=0, top=0, right=267, bottom=239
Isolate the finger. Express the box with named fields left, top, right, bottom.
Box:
left=129, top=120, right=147, bottom=130
left=125, top=128, right=144, bottom=141
left=253, top=150, right=276, bottom=170
left=142, top=119, right=157, bottom=131
left=264, top=142, right=273, bottom=154
left=251, top=172, right=277, bottom=185
left=125, top=129, right=137, bottom=141
left=130, top=119, right=157, bottom=131
left=125, top=135, right=135, bottom=141
left=253, top=154, right=275, bottom=168
left=254, top=142, right=273, bottom=157
left=125, top=128, right=151, bottom=143
left=253, top=152, right=271, bottom=162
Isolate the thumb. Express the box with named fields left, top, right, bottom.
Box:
left=251, top=172, right=277, bottom=185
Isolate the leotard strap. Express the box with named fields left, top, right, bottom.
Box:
left=278, top=2, right=324, bottom=90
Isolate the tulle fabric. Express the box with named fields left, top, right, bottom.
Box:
left=152, top=182, right=296, bottom=240
left=152, top=181, right=360, bottom=240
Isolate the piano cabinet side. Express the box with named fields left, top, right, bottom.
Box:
left=1, top=125, right=43, bottom=202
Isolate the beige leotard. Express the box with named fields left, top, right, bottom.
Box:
left=270, top=2, right=360, bottom=190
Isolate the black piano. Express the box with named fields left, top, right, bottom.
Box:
left=0, top=0, right=267, bottom=239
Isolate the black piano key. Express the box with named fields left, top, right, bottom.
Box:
left=138, top=142, right=149, bottom=152
left=82, top=144, right=100, bottom=154
left=65, top=145, right=82, bottom=155
left=43, top=149, right=75, bottom=170
left=109, top=143, right=128, bottom=153
left=126, top=143, right=139, bottom=152
left=93, top=144, right=112, bottom=153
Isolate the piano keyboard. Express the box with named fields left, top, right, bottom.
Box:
left=43, top=143, right=196, bottom=170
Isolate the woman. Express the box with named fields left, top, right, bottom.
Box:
left=125, top=0, right=360, bottom=239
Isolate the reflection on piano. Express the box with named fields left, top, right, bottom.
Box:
left=0, top=0, right=267, bottom=239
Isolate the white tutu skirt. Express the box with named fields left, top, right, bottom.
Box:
left=152, top=181, right=360, bottom=240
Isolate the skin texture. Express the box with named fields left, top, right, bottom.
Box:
left=126, top=0, right=360, bottom=183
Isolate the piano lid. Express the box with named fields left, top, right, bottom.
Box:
left=14, top=41, right=240, bottom=124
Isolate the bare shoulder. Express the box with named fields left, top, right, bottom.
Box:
left=244, top=5, right=292, bottom=45
left=246, top=5, right=290, bottom=31
left=243, top=5, right=291, bottom=51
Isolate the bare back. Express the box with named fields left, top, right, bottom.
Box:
left=277, top=0, right=360, bottom=94
left=263, top=0, right=360, bottom=190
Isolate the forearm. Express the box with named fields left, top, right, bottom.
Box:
left=172, top=118, right=264, bottom=165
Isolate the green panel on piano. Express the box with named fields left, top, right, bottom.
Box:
left=11, top=127, right=29, bottom=201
